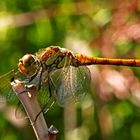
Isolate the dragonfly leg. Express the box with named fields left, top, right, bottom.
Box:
left=33, top=103, right=48, bottom=123
left=28, top=68, right=43, bottom=91
left=33, top=99, right=55, bottom=123
left=25, top=84, right=37, bottom=93
left=28, top=67, right=44, bottom=91
left=48, top=74, right=56, bottom=98
left=48, top=78, right=52, bottom=97
left=29, top=71, right=39, bottom=82
left=41, top=75, right=52, bottom=97
left=13, top=84, right=37, bottom=95
left=35, top=67, right=43, bottom=91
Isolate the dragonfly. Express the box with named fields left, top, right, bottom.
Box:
left=0, top=46, right=140, bottom=108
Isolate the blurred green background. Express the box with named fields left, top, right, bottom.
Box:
left=1, top=0, right=140, bottom=140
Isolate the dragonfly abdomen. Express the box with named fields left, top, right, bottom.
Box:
left=75, top=54, right=140, bottom=67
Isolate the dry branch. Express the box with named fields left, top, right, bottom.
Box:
left=11, top=81, right=58, bottom=140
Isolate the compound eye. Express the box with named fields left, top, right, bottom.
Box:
left=21, top=54, right=35, bottom=67
left=18, top=54, right=36, bottom=75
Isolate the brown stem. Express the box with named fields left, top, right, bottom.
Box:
left=11, top=81, right=58, bottom=140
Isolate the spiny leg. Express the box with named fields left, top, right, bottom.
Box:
left=48, top=75, right=55, bottom=98
left=33, top=98, right=55, bottom=123
left=29, top=67, right=43, bottom=91
left=29, top=70, right=39, bottom=82
left=33, top=72, right=56, bottom=123
left=27, top=67, right=44, bottom=91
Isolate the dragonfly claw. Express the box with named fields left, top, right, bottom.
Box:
left=11, top=79, right=37, bottom=95
left=25, top=84, right=37, bottom=94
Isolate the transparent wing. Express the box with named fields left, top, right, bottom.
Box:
left=0, top=69, right=26, bottom=105
left=50, top=66, right=91, bottom=106
left=37, top=83, right=54, bottom=107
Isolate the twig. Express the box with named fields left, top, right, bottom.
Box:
left=11, top=81, right=58, bottom=140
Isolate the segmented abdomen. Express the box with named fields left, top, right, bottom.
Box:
left=75, top=53, right=140, bottom=67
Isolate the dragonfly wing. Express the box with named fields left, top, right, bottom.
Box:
left=0, top=69, right=25, bottom=105
left=71, top=66, right=91, bottom=99
left=37, top=82, right=53, bottom=106
left=0, top=70, right=16, bottom=103
left=50, top=66, right=91, bottom=106
left=50, top=67, right=72, bottom=106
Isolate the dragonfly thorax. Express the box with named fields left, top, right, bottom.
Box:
left=18, top=54, right=38, bottom=76
left=38, top=46, right=75, bottom=69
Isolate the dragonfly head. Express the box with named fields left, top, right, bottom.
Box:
left=18, top=54, right=37, bottom=76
